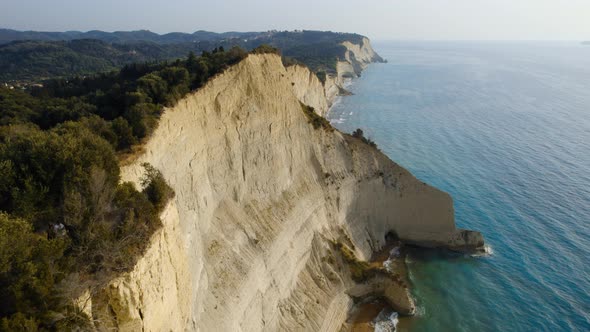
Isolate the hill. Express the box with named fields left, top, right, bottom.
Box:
left=0, top=28, right=259, bottom=44
left=0, top=29, right=381, bottom=83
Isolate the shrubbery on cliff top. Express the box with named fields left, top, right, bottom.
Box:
left=251, top=44, right=281, bottom=55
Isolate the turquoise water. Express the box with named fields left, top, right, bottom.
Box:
left=329, top=41, right=590, bottom=331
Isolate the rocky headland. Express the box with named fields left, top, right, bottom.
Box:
left=75, top=38, right=484, bottom=331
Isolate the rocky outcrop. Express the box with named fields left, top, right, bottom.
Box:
left=347, top=274, right=415, bottom=316
left=285, top=64, right=329, bottom=115
left=77, top=52, right=482, bottom=331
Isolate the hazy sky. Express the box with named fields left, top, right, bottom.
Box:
left=2, top=0, right=589, bottom=40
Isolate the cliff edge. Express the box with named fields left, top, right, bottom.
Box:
left=77, top=50, right=483, bottom=331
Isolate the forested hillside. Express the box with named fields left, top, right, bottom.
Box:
left=0, top=30, right=367, bottom=83
left=0, top=39, right=199, bottom=82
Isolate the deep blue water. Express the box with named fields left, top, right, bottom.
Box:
left=329, top=41, right=590, bottom=332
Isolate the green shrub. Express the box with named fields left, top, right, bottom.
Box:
left=316, top=71, right=327, bottom=84
left=251, top=44, right=281, bottom=55
left=300, top=102, right=333, bottom=131
left=141, top=163, right=174, bottom=212
left=1, top=312, right=39, bottom=332
left=0, top=213, right=68, bottom=327
left=281, top=56, right=300, bottom=67
left=352, top=128, right=377, bottom=148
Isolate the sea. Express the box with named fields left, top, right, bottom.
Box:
left=328, top=41, right=590, bottom=332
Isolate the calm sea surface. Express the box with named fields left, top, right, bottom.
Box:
left=329, top=41, right=590, bottom=331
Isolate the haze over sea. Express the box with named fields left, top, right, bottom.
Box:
left=329, top=41, right=590, bottom=331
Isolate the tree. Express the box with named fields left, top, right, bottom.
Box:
left=186, top=51, right=198, bottom=73
left=0, top=213, right=67, bottom=323
left=351, top=128, right=377, bottom=148
left=137, top=73, right=168, bottom=105
left=111, top=117, right=136, bottom=150
left=352, top=128, right=364, bottom=138
left=140, top=163, right=174, bottom=212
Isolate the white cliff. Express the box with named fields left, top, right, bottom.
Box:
left=324, top=37, right=385, bottom=110
left=78, top=51, right=482, bottom=331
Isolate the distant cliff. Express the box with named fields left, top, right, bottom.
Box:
left=75, top=47, right=483, bottom=331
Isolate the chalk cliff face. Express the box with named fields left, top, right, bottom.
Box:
left=78, top=49, right=482, bottom=331
left=285, top=64, right=329, bottom=116
left=323, top=37, right=385, bottom=111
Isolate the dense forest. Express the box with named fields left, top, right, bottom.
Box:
left=0, top=39, right=201, bottom=82
left=0, top=45, right=279, bottom=330
left=0, top=30, right=368, bottom=83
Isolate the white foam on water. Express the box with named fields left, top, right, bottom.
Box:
left=373, top=310, right=399, bottom=332
left=414, top=304, right=426, bottom=317
left=470, top=244, right=494, bottom=258
left=330, top=117, right=346, bottom=124
left=383, top=246, right=401, bottom=273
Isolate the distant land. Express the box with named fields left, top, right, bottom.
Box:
left=0, top=28, right=262, bottom=44
left=582, top=41, right=590, bottom=45
left=0, top=29, right=367, bottom=83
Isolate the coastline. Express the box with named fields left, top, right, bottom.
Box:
left=327, top=50, right=488, bottom=332
left=73, top=39, right=484, bottom=331
left=327, top=50, right=411, bottom=332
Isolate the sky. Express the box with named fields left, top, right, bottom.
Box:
left=2, top=0, right=590, bottom=40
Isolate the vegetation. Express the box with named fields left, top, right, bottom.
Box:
left=1, top=30, right=373, bottom=84
left=300, top=103, right=333, bottom=131
left=1, top=46, right=248, bottom=151
left=332, top=241, right=382, bottom=282
left=251, top=44, right=280, bottom=55
left=0, top=46, right=257, bottom=329
left=315, top=71, right=327, bottom=84
left=352, top=128, right=377, bottom=148
left=0, top=39, right=201, bottom=82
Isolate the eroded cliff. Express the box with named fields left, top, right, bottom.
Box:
left=78, top=50, right=482, bottom=331
left=322, top=37, right=384, bottom=110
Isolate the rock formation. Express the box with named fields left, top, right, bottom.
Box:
left=76, top=40, right=483, bottom=331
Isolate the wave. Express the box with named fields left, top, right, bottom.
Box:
left=330, top=117, right=346, bottom=124
left=374, top=309, right=399, bottom=332
left=383, top=246, right=401, bottom=272
left=470, top=244, right=494, bottom=258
